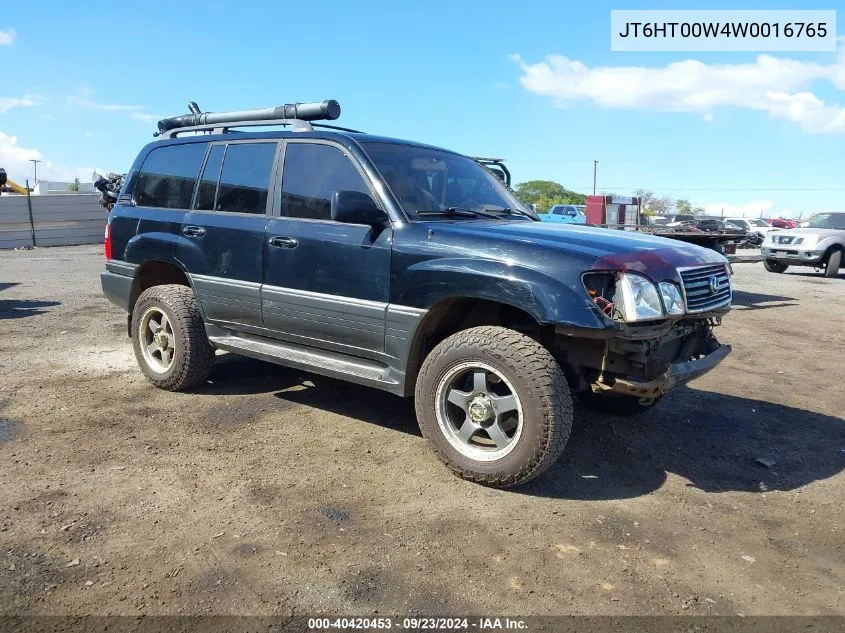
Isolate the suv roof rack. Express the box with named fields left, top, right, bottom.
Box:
left=155, top=100, right=353, bottom=138
left=470, top=156, right=511, bottom=187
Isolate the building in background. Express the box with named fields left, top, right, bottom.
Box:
left=32, top=180, right=95, bottom=195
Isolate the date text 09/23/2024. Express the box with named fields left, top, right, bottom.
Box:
left=307, top=617, right=528, bottom=630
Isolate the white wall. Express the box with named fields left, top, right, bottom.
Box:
left=32, top=181, right=96, bottom=195
left=0, top=194, right=105, bottom=249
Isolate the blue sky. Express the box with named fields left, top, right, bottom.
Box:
left=1, top=0, right=842, bottom=218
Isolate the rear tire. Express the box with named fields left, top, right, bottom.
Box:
left=577, top=391, right=663, bottom=417
left=415, top=326, right=572, bottom=488
left=764, top=260, right=788, bottom=273
left=824, top=249, right=842, bottom=278
left=131, top=284, right=215, bottom=391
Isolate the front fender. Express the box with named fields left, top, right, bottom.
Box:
left=394, top=257, right=606, bottom=329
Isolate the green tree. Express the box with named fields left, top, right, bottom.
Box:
left=635, top=189, right=675, bottom=216
left=67, top=178, right=80, bottom=192
left=514, top=180, right=586, bottom=212
left=675, top=198, right=693, bottom=214
left=634, top=189, right=655, bottom=210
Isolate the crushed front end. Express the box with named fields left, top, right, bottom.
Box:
left=551, top=263, right=732, bottom=399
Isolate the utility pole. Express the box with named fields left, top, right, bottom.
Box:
left=29, top=159, right=42, bottom=185
left=592, top=160, right=598, bottom=195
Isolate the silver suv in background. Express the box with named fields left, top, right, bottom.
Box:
left=761, top=212, right=845, bottom=277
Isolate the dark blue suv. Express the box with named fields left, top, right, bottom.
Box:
left=101, top=101, right=732, bottom=487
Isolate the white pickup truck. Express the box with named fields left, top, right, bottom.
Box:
left=761, top=212, right=845, bottom=277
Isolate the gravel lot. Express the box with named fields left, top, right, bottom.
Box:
left=1, top=245, right=843, bottom=616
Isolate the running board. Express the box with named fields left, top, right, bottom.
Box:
left=207, top=330, right=402, bottom=392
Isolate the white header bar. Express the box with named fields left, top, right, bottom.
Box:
left=611, top=10, right=836, bottom=51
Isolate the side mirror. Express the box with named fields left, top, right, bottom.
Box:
left=331, top=190, right=388, bottom=226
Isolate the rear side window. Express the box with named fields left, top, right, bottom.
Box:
left=214, top=143, right=277, bottom=214
left=282, top=143, right=370, bottom=220
left=133, top=143, right=207, bottom=209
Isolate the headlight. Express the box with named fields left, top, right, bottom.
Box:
left=799, top=235, right=818, bottom=247
left=658, top=282, right=685, bottom=315
left=614, top=273, right=664, bottom=322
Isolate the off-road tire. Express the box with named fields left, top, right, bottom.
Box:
left=414, top=326, right=572, bottom=488
left=577, top=391, right=663, bottom=417
left=764, top=260, right=788, bottom=273
left=131, top=284, right=215, bottom=391
left=824, top=249, right=842, bottom=278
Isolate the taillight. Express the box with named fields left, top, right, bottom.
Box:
left=104, top=222, right=112, bottom=260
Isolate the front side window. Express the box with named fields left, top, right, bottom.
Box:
left=215, top=143, right=277, bottom=214
left=281, top=143, right=370, bottom=220
left=361, top=142, right=530, bottom=221
left=807, top=213, right=845, bottom=229
left=133, top=143, right=207, bottom=209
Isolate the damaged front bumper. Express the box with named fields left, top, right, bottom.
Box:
left=592, top=343, right=731, bottom=398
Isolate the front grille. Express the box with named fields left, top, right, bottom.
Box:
left=680, top=264, right=732, bottom=313
left=776, top=235, right=795, bottom=245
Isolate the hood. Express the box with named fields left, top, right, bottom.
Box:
left=432, top=220, right=728, bottom=281
left=771, top=227, right=844, bottom=237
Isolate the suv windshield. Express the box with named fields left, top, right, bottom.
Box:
left=806, top=213, right=845, bottom=229
left=361, top=142, right=532, bottom=220
left=748, top=218, right=769, bottom=227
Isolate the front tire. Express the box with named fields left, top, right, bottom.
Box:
left=415, top=326, right=572, bottom=488
left=824, top=249, right=842, bottom=278
left=131, top=284, right=215, bottom=391
left=764, top=260, right=788, bottom=273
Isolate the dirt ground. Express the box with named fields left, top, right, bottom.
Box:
left=1, top=245, right=843, bottom=617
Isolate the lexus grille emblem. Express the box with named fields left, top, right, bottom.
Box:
left=708, top=276, right=720, bottom=295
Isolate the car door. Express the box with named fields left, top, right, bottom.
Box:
left=175, top=140, right=279, bottom=329
left=126, top=141, right=209, bottom=263
left=561, top=206, right=578, bottom=224
left=261, top=140, right=391, bottom=358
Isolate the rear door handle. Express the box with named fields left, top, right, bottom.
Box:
left=182, top=225, right=206, bottom=237
left=268, top=236, right=298, bottom=248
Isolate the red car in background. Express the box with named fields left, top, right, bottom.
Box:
left=768, top=218, right=798, bottom=229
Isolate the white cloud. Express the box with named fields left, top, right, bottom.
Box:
left=0, top=131, right=83, bottom=183
left=0, top=28, right=16, bottom=45
left=129, top=112, right=160, bottom=123
left=512, top=47, right=845, bottom=133
left=702, top=199, right=773, bottom=218
left=68, top=95, right=143, bottom=112
left=703, top=113, right=714, bottom=123
left=0, top=94, right=42, bottom=114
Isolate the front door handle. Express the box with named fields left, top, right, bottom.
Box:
left=268, top=236, right=298, bottom=248
left=182, top=225, right=206, bottom=237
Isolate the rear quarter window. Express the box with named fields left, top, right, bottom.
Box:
left=133, top=143, right=208, bottom=209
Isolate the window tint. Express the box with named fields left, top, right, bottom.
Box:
left=194, top=145, right=225, bottom=211
left=282, top=143, right=370, bottom=220
left=215, top=143, right=277, bottom=214
left=134, top=143, right=207, bottom=209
